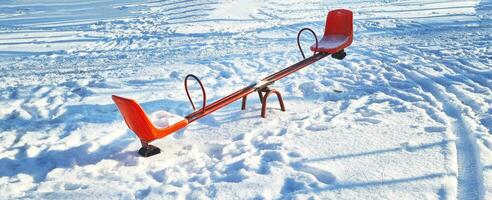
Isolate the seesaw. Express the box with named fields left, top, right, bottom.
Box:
left=113, top=9, right=353, bottom=157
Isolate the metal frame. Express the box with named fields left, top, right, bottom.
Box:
left=183, top=28, right=327, bottom=122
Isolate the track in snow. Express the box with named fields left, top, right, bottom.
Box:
left=356, top=0, right=490, bottom=198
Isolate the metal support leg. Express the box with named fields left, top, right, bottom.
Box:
left=257, top=91, right=264, bottom=103
left=240, top=87, right=286, bottom=118
left=241, top=96, right=247, bottom=110
left=260, top=88, right=286, bottom=118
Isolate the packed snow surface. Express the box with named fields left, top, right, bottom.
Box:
left=0, top=0, right=491, bottom=199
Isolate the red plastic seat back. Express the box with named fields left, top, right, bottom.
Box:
left=324, top=9, right=353, bottom=41
left=112, top=95, right=156, bottom=142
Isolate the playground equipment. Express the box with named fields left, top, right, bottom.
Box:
left=113, top=9, right=353, bottom=157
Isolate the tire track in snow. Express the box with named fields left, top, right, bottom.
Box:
left=365, top=26, right=486, bottom=200
left=358, top=1, right=486, bottom=198
left=396, top=66, right=484, bottom=200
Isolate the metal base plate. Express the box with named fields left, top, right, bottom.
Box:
left=331, top=50, right=346, bottom=60
left=138, top=145, right=161, bottom=157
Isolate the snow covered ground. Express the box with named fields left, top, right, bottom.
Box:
left=0, top=0, right=491, bottom=199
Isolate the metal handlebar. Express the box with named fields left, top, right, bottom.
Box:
left=184, top=74, right=207, bottom=113
left=297, top=28, right=318, bottom=59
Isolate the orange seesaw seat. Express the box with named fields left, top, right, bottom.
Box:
left=310, top=9, right=353, bottom=54
left=112, top=95, right=188, bottom=143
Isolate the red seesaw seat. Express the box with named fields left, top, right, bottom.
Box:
left=310, top=9, right=353, bottom=54
left=112, top=95, right=188, bottom=144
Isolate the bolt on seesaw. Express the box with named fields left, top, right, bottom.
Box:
left=112, top=9, right=353, bottom=157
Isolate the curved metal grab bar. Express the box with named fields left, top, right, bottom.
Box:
left=184, top=74, right=207, bottom=113
left=297, top=28, right=319, bottom=59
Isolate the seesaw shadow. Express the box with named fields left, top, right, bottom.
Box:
left=279, top=140, right=454, bottom=198
left=302, top=140, right=452, bottom=163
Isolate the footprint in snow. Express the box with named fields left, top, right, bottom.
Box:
left=354, top=117, right=382, bottom=124
left=424, top=126, right=446, bottom=133
left=281, top=178, right=307, bottom=194
left=291, top=162, right=336, bottom=185
left=287, top=151, right=302, bottom=158
left=277, top=128, right=288, bottom=136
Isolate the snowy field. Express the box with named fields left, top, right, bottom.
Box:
left=0, top=0, right=491, bottom=199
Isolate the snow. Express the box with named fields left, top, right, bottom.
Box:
left=0, top=0, right=491, bottom=199
left=151, top=111, right=185, bottom=128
